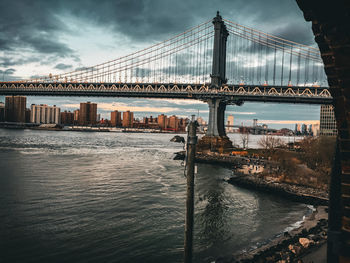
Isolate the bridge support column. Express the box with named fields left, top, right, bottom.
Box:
left=197, top=98, right=233, bottom=153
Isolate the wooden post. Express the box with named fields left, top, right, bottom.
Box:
left=184, top=120, right=198, bottom=263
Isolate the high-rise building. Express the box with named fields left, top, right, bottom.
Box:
left=5, top=96, right=26, bottom=122
left=158, top=114, right=167, bottom=130
left=0, top=102, right=4, bottom=122
left=61, top=111, right=74, bottom=125
left=122, top=111, right=134, bottom=127
left=168, top=115, right=179, bottom=131
left=30, top=104, right=60, bottom=124
left=320, top=105, right=337, bottom=136
left=79, top=102, right=97, bottom=126
left=148, top=116, right=157, bottom=124
left=295, top=123, right=301, bottom=134
left=311, top=123, right=320, bottom=137
left=227, top=115, right=234, bottom=133
left=73, top=109, right=80, bottom=124
left=252, top=118, right=257, bottom=127
left=111, top=110, right=122, bottom=127
left=25, top=108, right=31, bottom=123
left=301, top=123, right=308, bottom=135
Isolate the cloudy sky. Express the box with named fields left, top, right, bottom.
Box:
left=0, top=0, right=325, bottom=128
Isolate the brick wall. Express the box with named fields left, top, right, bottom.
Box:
left=296, top=0, right=350, bottom=260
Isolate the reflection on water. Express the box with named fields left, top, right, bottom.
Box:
left=197, top=166, right=229, bottom=245
left=0, top=129, right=309, bottom=263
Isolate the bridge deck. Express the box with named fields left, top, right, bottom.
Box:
left=0, top=82, right=333, bottom=104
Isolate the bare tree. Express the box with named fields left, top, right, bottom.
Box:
left=240, top=132, right=250, bottom=149
left=258, top=135, right=284, bottom=153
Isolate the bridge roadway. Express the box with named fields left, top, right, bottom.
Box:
left=0, top=82, right=333, bottom=104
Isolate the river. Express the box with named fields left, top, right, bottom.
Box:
left=0, top=129, right=310, bottom=262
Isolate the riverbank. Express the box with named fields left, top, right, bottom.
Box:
left=173, top=150, right=329, bottom=262
left=174, top=150, right=259, bottom=167
left=228, top=174, right=328, bottom=206
left=231, top=206, right=328, bottom=262
left=174, top=151, right=328, bottom=206
left=0, top=124, right=188, bottom=133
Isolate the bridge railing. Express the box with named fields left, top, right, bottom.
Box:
left=0, top=82, right=332, bottom=99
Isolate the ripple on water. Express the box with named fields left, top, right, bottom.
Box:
left=0, top=129, right=309, bottom=263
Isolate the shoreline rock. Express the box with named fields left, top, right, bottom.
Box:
left=173, top=151, right=329, bottom=262
left=230, top=206, right=328, bottom=263
left=228, top=174, right=328, bottom=206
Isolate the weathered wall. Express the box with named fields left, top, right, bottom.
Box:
left=296, top=0, right=350, bottom=260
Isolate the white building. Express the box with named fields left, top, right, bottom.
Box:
left=311, top=123, right=320, bottom=137
left=30, top=104, right=60, bottom=124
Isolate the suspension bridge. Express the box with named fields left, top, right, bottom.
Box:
left=0, top=12, right=332, bottom=149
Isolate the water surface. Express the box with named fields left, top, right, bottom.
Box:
left=0, top=129, right=309, bottom=262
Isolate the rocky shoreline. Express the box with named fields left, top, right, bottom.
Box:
left=174, top=151, right=257, bottom=167
left=174, top=151, right=329, bottom=262
left=174, top=151, right=328, bottom=206
left=230, top=206, right=328, bottom=263
left=228, top=174, right=328, bottom=206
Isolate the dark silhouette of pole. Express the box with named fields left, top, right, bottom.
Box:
left=327, top=138, right=342, bottom=263
left=184, top=119, right=198, bottom=263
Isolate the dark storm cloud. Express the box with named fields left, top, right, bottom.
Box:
left=0, top=56, right=41, bottom=68
left=0, top=0, right=314, bottom=68
left=271, top=23, right=315, bottom=45
left=0, top=0, right=75, bottom=68
left=54, top=63, right=73, bottom=70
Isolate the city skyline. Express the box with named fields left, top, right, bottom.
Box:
left=0, top=97, right=321, bottom=129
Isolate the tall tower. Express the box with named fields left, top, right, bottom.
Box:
left=197, top=12, right=233, bottom=153
left=210, top=11, right=229, bottom=88
left=5, top=96, right=26, bottom=123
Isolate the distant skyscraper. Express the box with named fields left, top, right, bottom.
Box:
left=311, top=123, right=320, bottom=137
left=79, top=102, right=97, bottom=126
left=5, top=96, right=26, bottom=123
left=158, top=114, right=167, bottom=130
left=122, top=111, right=134, bottom=127
left=111, top=110, right=122, bottom=127
left=301, top=123, right=307, bottom=135
left=30, top=104, right=60, bottom=124
left=73, top=109, right=80, bottom=124
left=61, top=111, right=74, bottom=125
left=227, top=115, right=234, bottom=133
left=25, top=108, right=31, bottom=123
left=320, top=105, right=337, bottom=136
left=168, top=115, right=179, bottom=131
left=0, top=102, right=4, bottom=122
left=252, top=118, right=257, bottom=127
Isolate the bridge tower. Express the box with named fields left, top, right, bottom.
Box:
left=197, top=12, right=234, bottom=153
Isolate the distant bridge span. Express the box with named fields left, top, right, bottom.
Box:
left=0, top=82, right=332, bottom=105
